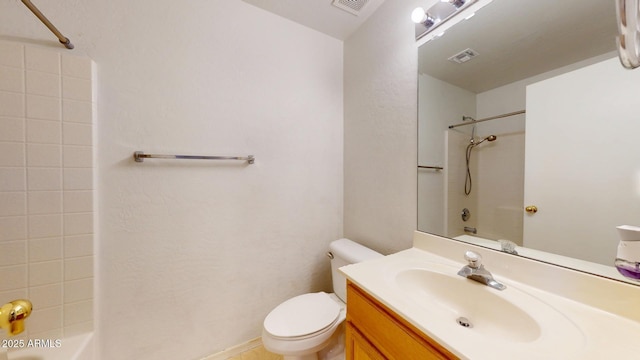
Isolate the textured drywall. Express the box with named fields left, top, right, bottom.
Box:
left=1, top=1, right=343, bottom=359
left=93, top=3, right=344, bottom=360
left=344, top=0, right=423, bottom=254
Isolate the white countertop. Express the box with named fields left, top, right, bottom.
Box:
left=340, top=232, right=640, bottom=360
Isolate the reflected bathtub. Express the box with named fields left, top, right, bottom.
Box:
left=5, top=333, right=93, bottom=360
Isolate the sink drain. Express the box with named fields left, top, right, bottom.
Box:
left=456, top=317, right=473, bottom=328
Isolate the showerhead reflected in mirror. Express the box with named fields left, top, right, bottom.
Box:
left=417, top=0, right=640, bottom=285
left=471, top=134, right=496, bottom=146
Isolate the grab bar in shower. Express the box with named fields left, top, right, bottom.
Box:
left=21, top=0, right=74, bottom=49
left=418, top=165, right=443, bottom=170
left=448, top=110, right=525, bottom=129
left=133, top=151, right=255, bottom=164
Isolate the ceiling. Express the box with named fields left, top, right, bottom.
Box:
left=418, top=0, right=618, bottom=93
left=240, top=0, right=619, bottom=92
left=241, top=0, right=387, bottom=40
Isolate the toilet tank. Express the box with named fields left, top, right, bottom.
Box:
left=329, top=238, right=383, bottom=302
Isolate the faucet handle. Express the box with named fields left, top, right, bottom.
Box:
left=464, top=251, right=482, bottom=268
left=499, top=240, right=518, bottom=255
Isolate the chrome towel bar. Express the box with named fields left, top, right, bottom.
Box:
left=133, top=151, right=254, bottom=164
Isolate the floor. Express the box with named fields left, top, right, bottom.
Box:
left=228, top=345, right=283, bottom=360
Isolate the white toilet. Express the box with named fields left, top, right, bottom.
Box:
left=262, top=238, right=383, bottom=360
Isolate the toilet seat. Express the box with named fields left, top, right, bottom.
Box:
left=264, top=292, right=340, bottom=339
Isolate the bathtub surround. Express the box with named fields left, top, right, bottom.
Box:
left=0, top=40, right=95, bottom=341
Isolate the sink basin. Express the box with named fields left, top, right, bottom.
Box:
left=386, top=262, right=586, bottom=354
left=396, top=268, right=540, bottom=342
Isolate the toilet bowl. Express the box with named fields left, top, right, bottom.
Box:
left=263, top=292, right=345, bottom=360
left=262, top=239, right=383, bottom=360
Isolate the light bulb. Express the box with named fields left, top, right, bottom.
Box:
left=411, top=7, right=427, bottom=24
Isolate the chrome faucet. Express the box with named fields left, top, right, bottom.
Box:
left=457, top=251, right=506, bottom=290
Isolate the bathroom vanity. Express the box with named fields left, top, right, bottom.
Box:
left=346, top=281, right=456, bottom=359
left=341, top=231, right=640, bottom=360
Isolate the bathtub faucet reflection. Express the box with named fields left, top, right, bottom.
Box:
left=463, top=226, right=477, bottom=234
left=0, top=299, right=32, bottom=336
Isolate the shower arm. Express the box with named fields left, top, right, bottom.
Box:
left=21, top=0, right=74, bottom=49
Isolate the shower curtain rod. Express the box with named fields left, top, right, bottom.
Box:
left=21, top=0, right=74, bottom=49
left=448, top=110, right=525, bottom=129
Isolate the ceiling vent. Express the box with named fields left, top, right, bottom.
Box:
left=448, top=48, right=479, bottom=64
left=332, top=0, right=369, bottom=16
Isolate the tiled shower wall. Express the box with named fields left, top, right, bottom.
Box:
left=0, top=40, right=94, bottom=340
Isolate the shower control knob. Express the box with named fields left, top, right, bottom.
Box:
left=525, top=205, right=538, bottom=214
left=461, top=208, right=470, bottom=222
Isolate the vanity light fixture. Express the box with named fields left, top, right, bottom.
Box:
left=444, top=0, right=467, bottom=9
left=412, top=0, right=478, bottom=40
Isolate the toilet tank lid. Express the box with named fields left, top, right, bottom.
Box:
left=330, top=238, right=383, bottom=264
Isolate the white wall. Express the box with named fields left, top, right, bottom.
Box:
left=1, top=1, right=343, bottom=359
left=0, top=40, right=95, bottom=342
left=344, top=0, right=423, bottom=254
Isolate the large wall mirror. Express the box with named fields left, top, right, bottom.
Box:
left=417, top=0, right=640, bottom=285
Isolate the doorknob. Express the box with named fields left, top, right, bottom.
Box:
left=525, top=205, right=538, bottom=214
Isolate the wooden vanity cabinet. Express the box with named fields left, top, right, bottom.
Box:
left=345, top=281, right=458, bottom=360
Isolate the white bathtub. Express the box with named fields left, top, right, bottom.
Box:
left=5, top=333, right=93, bottom=360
